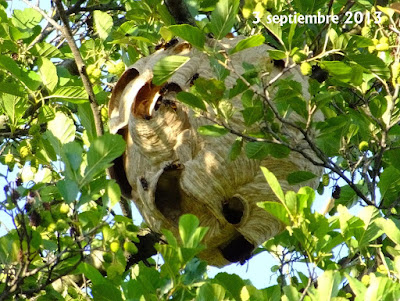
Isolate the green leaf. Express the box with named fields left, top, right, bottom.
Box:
left=48, top=112, right=76, bottom=145
left=213, top=273, right=246, bottom=300
left=196, top=283, right=226, bottom=301
left=378, top=166, right=400, bottom=203
left=365, top=274, right=400, bottom=301
left=317, top=270, right=342, bottom=299
left=177, top=92, right=206, bottom=111
left=12, top=8, right=42, bottom=29
left=107, top=180, right=121, bottom=209
left=385, top=149, right=400, bottom=171
left=165, top=25, right=205, bottom=49
left=37, top=57, right=58, bottom=92
left=92, top=281, right=123, bottom=301
left=123, top=263, right=168, bottom=300
left=63, top=141, right=83, bottom=172
left=182, top=258, right=208, bottom=285
left=78, top=102, right=97, bottom=141
left=0, top=55, right=41, bottom=90
left=228, top=138, right=242, bottom=161
left=197, top=124, right=229, bottom=137
left=268, top=50, right=286, bottom=60
left=263, top=12, right=283, bottom=45
left=321, top=61, right=353, bottom=82
left=242, top=106, right=263, bottom=126
left=257, top=201, right=290, bottom=225
left=369, top=95, right=387, bottom=118
left=179, top=214, right=208, bottom=248
left=229, top=35, right=265, bottom=54
left=51, top=86, right=88, bottom=103
left=348, top=53, right=390, bottom=79
left=0, top=83, right=25, bottom=97
left=282, top=285, right=301, bottom=301
left=0, top=231, right=19, bottom=263
left=375, top=218, right=400, bottom=245
left=152, top=55, right=189, bottom=85
left=287, top=171, right=317, bottom=185
left=0, top=94, right=26, bottom=129
left=209, top=0, right=240, bottom=39
left=30, top=42, right=63, bottom=58
left=245, top=142, right=269, bottom=160
left=82, top=133, right=126, bottom=186
left=77, top=262, right=105, bottom=286
left=355, top=206, right=384, bottom=248
left=261, top=166, right=285, bottom=203
left=191, top=77, right=225, bottom=105
left=94, top=10, right=113, bottom=40
left=345, top=273, right=366, bottom=298
left=57, top=179, right=79, bottom=203
left=268, top=144, right=290, bottom=159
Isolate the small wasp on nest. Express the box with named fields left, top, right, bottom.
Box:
left=108, top=37, right=323, bottom=266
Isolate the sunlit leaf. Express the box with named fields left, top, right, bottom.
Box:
left=197, top=124, right=229, bottom=136
left=37, top=57, right=58, bottom=92
left=94, top=10, right=113, bottom=40
left=164, top=25, right=205, bottom=49
left=229, top=35, right=265, bottom=54
left=209, top=0, right=240, bottom=39
left=177, top=91, right=206, bottom=110
left=152, top=55, right=189, bottom=85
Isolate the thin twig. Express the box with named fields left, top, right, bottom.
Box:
left=53, top=0, right=103, bottom=136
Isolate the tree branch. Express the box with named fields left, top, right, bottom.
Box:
left=53, top=0, right=103, bottom=137
left=164, top=0, right=196, bottom=26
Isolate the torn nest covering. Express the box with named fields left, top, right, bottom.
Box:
left=108, top=36, right=323, bottom=266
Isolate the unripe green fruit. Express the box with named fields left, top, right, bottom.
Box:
left=19, top=146, right=30, bottom=159
left=47, top=222, right=57, bottom=232
left=380, top=16, right=389, bottom=25
left=376, top=43, right=389, bottom=51
left=292, top=51, right=306, bottom=64
left=59, top=203, right=70, bottom=214
left=123, top=241, right=138, bottom=254
left=358, top=141, right=369, bottom=152
left=368, top=46, right=375, bottom=53
left=86, top=64, right=96, bottom=76
left=361, top=274, right=370, bottom=286
left=110, top=241, right=120, bottom=253
left=107, top=61, right=125, bottom=75
left=300, top=62, right=312, bottom=76
left=5, top=153, right=14, bottom=165
left=361, top=26, right=373, bottom=38
left=91, top=68, right=101, bottom=79
left=388, top=34, right=397, bottom=46
left=380, top=36, right=389, bottom=44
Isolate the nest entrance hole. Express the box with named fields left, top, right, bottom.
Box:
left=220, top=235, right=254, bottom=264
left=154, top=163, right=183, bottom=223
left=222, top=196, right=245, bottom=225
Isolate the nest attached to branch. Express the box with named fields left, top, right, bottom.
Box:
left=108, top=37, right=322, bottom=266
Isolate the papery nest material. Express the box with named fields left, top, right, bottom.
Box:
left=108, top=37, right=323, bottom=266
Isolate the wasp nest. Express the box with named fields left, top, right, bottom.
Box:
left=108, top=37, right=322, bottom=266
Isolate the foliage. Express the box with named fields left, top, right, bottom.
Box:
left=0, top=0, right=400, bottom=300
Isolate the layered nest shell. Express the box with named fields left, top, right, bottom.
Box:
left=108, top=37, right=322, bottom=266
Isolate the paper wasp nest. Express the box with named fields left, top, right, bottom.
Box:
left=108, top=37, right=322, bottom=266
